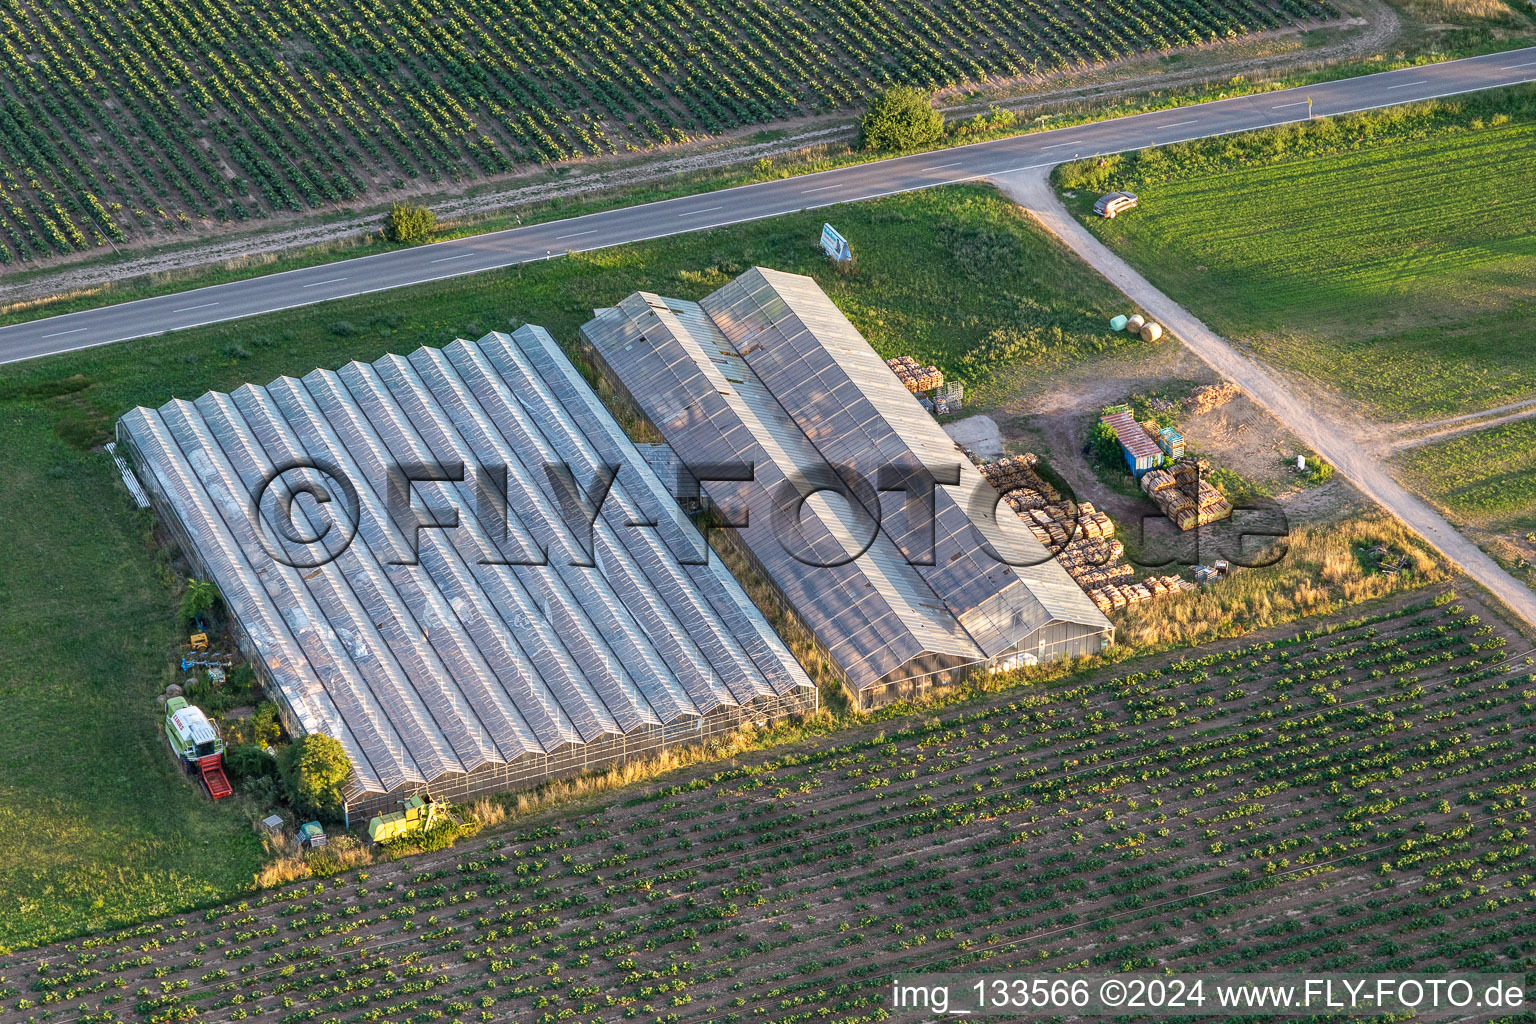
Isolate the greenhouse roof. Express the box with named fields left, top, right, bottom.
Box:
left=118, top=328, right=813, bottom=801
left=583, top=267, right=1111, bottom=692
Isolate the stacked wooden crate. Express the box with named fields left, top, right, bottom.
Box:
left=979, top=453, right=1203, bottom=616
left=1088, top=574, right=1197, bottom=614
left=886, top=355, right=944, bottom=393
left=980, top=454, right=1056, bottom=496
left=1141, top=460, right=1231, bottom=531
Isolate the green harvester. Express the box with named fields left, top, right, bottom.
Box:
left=368, top=794, right=439, bottom=844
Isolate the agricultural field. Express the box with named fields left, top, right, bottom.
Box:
left=0, top=0, right=1342, bottom=261
left=1056, top=86, right=1536, bottom=421
left=1393, top=420, right=1536, bottom=592
left=0, top=185, right=1141, bottom=951
left=3, top=591, right=1535, bottom=1023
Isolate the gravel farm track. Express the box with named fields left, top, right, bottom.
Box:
left=3, top=588, right=1535, bottom=1024
left=991, top=167, right=1536, bottom=634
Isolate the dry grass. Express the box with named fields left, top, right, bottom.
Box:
left=1113, top=514, right=1446, bottom=649
left=462, top=796, right=508, bottom=829
left=252, top=831, right=376, bottom=886
left=705, top=529, right=855, bottom=714
left=1398, top=0, right=1524, bottom=24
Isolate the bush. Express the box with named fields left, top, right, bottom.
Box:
left=226, top=743, right=277, bottom=782
left=858, top=86, right=944, bottom=152
left=277, top=734, right=351, bottom=822
left=180, top=579, right=219, bottom=627
left=953, top=104, right=1016, bottom=139
left=1089, top=421, right=1123, bottom=473
left=251, top=701, right=283, bottom=747
left=382, top=201, right=436, bottom=244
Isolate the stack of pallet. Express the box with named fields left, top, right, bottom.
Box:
left=1075, top=501, right=1115, bottom=538
left=1001, top=488, right=1049, bottom=513
left=1019, top=508, right=1072, bottom=550
left=978, top=453, right=1201, bottom=616
left=1057, top=537, right=1126, bottom=579
left=979, top=454, right=1056, bottom=496
left=1088, top=574, right=1197, bottom=613
left=886, top=355, right=944, bottom=393
left=1141, top=462, right=1231, bottom=531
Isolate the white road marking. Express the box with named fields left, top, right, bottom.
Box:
left=922, top=161, right=962, bottom=171
left=1386, top=80, right=1427, bottom=90
left=301, top=277, right=348, bottom=288
left=429, top=252, right=472, bottom=263
left=1272, top=101, right=1310, bottom=109
left=802, top=183, right=841, bottom=193
left=173, top=302, right=219, bottom=313
left=1039, top=142, right=1075, bottom=150
left=1153, top=119, right=1200, bottom=129
left=677, top=205, right=724, bottom=217
left=40, top=326, right=87, bottom=339
left=555, top=229, right=597, bottom=239
left=1501, top=60, right=1536, bottom=69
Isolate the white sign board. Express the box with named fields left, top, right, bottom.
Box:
left=820, top=223, right=852, bottom=263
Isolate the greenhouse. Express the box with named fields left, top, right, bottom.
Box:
left=584, top=267, right=1113, bottom=708
left=117, top=327, right=816, bottom=818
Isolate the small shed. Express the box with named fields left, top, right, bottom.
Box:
left=1158, top=427, right=1185, bottom=459
left=1101, top=409, right=1162, bottom=479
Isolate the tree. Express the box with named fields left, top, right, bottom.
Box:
left=278, top=734, right=351, bottom=821
left=858, top=86, right=945, bottom=152
left=382, top=201, right=436, bottom=244
left=180, top=578, right=219, bottom=627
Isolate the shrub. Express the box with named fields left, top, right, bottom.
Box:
left=1089, top=421, right=1123, bottom=472
left=953, top=104, right=1016, bottom=139
left=251, top=702, right=283, bottom=747
left=225, top=743, right=277, bottom=782
left=382, top=201, right=436, bottom=244
left=858, top=86, right=944, bottom=152
left=180, top=579, right=219, bottom=627
left=278, top=734, right=351, bottom=822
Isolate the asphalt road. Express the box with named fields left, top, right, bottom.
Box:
left=5, top=46, right=1536, bottom=364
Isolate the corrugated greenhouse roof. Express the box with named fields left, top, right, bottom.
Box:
left=118, top=329, right=814, bottom=802
left=583, top=267, right=1111, bottom=692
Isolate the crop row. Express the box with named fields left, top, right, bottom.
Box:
left=5, top=591, right=1533, bottom=1024
left=0, top=0, right=1335, bottom=260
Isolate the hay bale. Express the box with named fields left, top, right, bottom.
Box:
left=1140, top=322, right=1164, bottom=343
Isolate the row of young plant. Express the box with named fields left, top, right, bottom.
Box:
left=7, top=592, right=1533, bottom=1024
left=0, top=0, right=1334, bottom=259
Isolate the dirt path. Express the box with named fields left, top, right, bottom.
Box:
left=991, top=165, right=1536, bottom=629
left=1386, top=395, right=1536, bottom=452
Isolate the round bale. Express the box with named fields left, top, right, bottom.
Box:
left=1109, top=314, right=1128, bottom=332
left=1126, top=314, right=1146, bottom=333
left=1140, top=321, right=1164, bottom=343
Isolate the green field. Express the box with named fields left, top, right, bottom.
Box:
left=0, top=185, right=1145, bottom=950
left=1391, top=418, right=1536, bottom=590
left=1395, top=420, right=1536, bottom=529
left=1058, top=88, right=1536, bottom=420
left=7, top=592, right=1536, bottom=1022
left=0, top=0, right=1337, bottom=262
